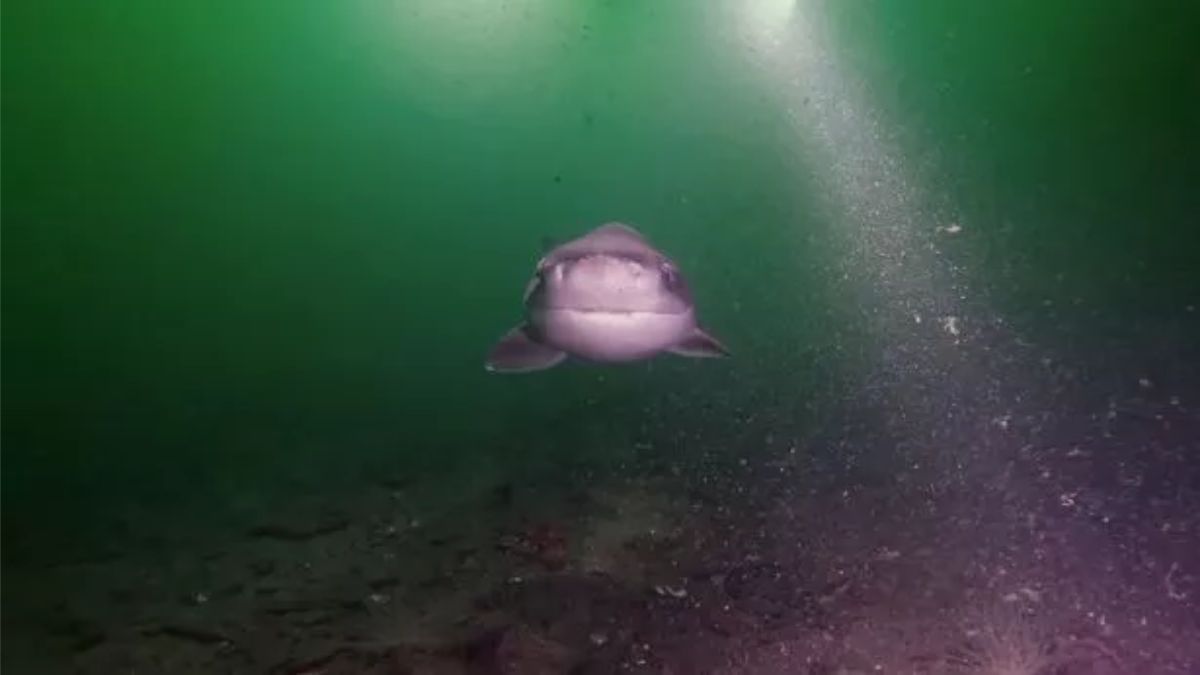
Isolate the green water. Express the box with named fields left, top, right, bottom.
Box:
left=3, top=1, right=1197, bottom=563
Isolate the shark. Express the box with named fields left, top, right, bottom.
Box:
left=485, top=222, right=730, bottom=373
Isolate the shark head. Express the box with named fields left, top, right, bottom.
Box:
left=486, top=222, right=729, bottom=373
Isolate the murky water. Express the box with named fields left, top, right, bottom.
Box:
left=3, top=2, right=1197, bottom=672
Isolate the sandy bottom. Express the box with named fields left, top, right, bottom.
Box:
left=4, top=351, right=1198, bottom=674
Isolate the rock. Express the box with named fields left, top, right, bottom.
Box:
left=469, top=625, right=576, bottom=675
left=369, top=575, right=402, bottom=591
left=248, top=517, right=348, bottom=541
left=391, top=648, right=470, bottom=675
left=151, top=623, right=232, bottom=646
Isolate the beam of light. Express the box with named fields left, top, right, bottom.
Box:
left=723, top=9, right=1182, bottom=666
left=745, top=0, right=964, bottom=334
left=730, top=0, right=1018, bottom=477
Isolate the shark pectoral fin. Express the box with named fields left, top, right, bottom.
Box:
left=485, top=325, right=567, bottom=373
left=670, top=327, right=731, bottom=359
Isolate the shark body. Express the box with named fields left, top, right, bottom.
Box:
left=486, top=222, right=729, bottom=373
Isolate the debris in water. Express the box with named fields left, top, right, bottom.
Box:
left=940, top=316, right=961, bottom=337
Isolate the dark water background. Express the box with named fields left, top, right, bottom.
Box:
left=3, top=0, right=1197, bottom=568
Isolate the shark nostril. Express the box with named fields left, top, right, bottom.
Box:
left=660, top=264, right=679, bottom=288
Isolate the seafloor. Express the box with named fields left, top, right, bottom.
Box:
left=4, top=315, right=1198, bottom=674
